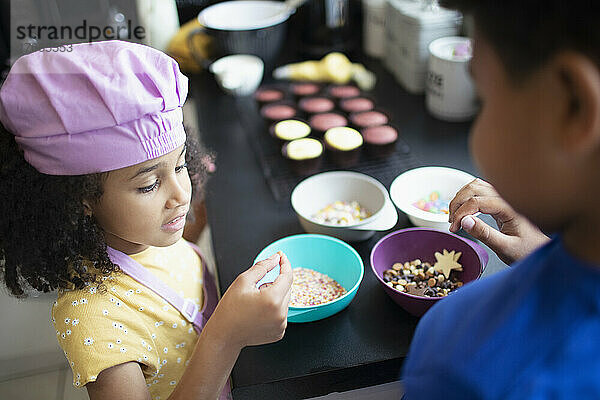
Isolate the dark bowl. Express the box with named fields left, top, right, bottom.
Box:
left=370, top=228, right=488, bottom=316
left=196, top=1, right=291, bottom=71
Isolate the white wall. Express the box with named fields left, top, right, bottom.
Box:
left=0, top=288, right=66, bottom=381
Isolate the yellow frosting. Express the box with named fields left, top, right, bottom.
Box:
left=274, top=120, right=311, bottom=141
left=324, top=127, right=363, bottom=151
left=285, top=138, right=323, bottom=160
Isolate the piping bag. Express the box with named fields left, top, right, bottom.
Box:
left=272, top=52, right=377, bottom=91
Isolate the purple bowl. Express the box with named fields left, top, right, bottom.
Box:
left=370, top=228, right=489, bottom=316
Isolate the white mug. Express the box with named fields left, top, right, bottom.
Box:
left=426, top=36, right=478, bottom=121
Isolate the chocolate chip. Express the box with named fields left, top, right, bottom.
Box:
left=382, top=254, right=465, bottom=298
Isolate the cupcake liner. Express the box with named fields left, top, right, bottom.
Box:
left=282, top=138, right=324, bottom=176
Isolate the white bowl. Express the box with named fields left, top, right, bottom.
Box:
left=291, top=171, right=398, bottom=241
left=390, top=166, right=475, bottom=231
left=209, top=54, right=264, bottom=96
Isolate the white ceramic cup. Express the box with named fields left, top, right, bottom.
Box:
left=426, top=36, right=478, bottom=121
left=209, top=54, right=264, bottom=96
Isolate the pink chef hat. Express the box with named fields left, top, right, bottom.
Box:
left=0, top=40, right=188, bottom=175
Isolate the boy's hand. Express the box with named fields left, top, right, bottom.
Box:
left=449, top=179, right=550, bottom=265
left=207, top=251, right=293, bottom=350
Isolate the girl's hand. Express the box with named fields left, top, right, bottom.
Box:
left=448, top=178, right=550, bottom=265
left=206, top=251, right=293, bottom=350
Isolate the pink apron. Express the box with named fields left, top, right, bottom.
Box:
left=106, top=242, right=232, bottom=400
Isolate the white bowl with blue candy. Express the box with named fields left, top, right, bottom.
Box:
left=390, top=166, right=475, bottom=231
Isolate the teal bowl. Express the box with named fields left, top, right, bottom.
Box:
left=254, top=234, right=364, bottom=323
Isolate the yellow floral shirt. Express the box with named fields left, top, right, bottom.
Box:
left=52, top=238, right=204, bottom=400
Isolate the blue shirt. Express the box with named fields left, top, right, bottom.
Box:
left=402, top=235, right=600, bottom=399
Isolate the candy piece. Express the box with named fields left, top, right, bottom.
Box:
left=433, top=249, right=463, bottom=279
left=311, top=200, right=371, bottom=226
left=453, top=42, right=471, bottom=57
left=412, top=191, right=450, bottom=214
left=406, top=285, right=427, bottom=297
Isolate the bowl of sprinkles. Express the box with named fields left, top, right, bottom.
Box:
left=254, top=234, right=364, bottom=322
left=390, top=166, right=475, bottom=231
left=290, top=268, right=347, bottom=307
left=291, top=171, right=398, bottom=242
left=370, top=228, right=488, bottom=316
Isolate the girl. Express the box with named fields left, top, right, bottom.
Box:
left=0, top=40, right=293, bottom=400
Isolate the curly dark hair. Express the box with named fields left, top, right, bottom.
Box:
left=0, top=123, right=212, bottom=297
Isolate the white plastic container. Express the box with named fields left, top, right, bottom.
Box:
left=383, top=0, right=420, bottom=72
left=426, top=36, right=478, bottom=121
left=136, top=0, right=180, bottom=52
left=393, top=1, right=461, bottom=93
left=363, top=0, right=387, bottom=58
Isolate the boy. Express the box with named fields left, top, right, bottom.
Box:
left=402, top=1, right=600, bottom=398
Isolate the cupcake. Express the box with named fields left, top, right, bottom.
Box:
left=339, top=96, right=375, bottom=114
left=323, top=126, right=363, bottom=167
left=269, top=119, right=311, bottom=143
left=290, top=82, right=321, bottom=98
left=309, top=112, right=348, bottom=136
left=254, top=85, right=286, bottom=106
left=298, top=96, right=336, bottom=115
left=282, top=137, right=324, bottom=175
left=327, top=84, right=361, bottom=99
left=361, top=125, right=399, bottom=158
left=349, top=110, right=389, bottom=129
left=260, top=101, right=298, bottom=123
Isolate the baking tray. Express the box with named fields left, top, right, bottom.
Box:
left=234, top=97, right=422, bottom=202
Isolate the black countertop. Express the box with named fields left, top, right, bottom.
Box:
left=190, top=58, right=507, bottom=399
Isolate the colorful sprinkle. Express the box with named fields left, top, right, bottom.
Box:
left=290, top=268, right=347, bottom=307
